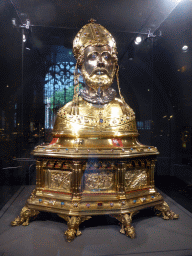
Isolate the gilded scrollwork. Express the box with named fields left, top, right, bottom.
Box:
left=125, top=169, right=147, bottom=190
left=84, top=171, right=113, bottom=190
left=50, top=171, right=71, bottom=190
left=58, top=110, right=136, bottom=130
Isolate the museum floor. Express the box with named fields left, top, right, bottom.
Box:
left=0, top=174, right=192, bottom=256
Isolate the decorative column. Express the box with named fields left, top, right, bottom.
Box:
left=117, top=161, right=126, bottom=199
left=36, top=160, right=42, bottom=195
left=72, top=160, right=82, bottom=201
left=150, top=159, right=156, bottom=186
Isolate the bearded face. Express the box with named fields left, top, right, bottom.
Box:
left=81, top=45, right=116, bottom=91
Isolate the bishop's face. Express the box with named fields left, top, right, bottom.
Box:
left=81, top=45, right=116, bottom=91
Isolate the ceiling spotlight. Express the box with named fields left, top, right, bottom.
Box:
left=134, top=36, right=142, bottom=45
left=182, top=45, right=188, bottom=52
left=12, top=18, right=16, bottom=27
left=25, top=43, right=31, bottom=51
left=26, top=19, right=30, bottom=29
left=23, top=34, right=26, bottom=43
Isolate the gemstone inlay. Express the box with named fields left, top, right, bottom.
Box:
left=98, top=203, right=102, bottom=206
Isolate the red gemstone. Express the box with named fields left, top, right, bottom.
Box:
left=98, top=203, right=102, bottom=206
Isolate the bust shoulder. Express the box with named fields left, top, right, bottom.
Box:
left=53, top=97, right=137, bottom=137
left=56, top=97, right=134, bottom=119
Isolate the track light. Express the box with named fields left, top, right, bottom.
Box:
left=134, top=36, right=142, bottom=45
left=182, top=45, right=188, bottom=52
left=12, top=18, right=17, bottom=27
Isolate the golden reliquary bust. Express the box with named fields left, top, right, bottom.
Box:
left=11, top=19, right=179, bottom=242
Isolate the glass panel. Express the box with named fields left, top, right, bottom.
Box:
left=1, top=1, right=192, bottom=213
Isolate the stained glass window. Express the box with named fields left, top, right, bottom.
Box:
left=44, top=61, right=76, bottom=128
left=137, top=121, right=151, bottom=130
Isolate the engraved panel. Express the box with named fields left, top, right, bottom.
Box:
left=84, top=171, right=114, bottom=191
left=125, top=169, right=147, bottom=191
left=47, top=170, right=72, bottom=192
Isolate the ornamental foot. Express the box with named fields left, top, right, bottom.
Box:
left=58, top=214, right=91, bottom=242
left=76, top=229, right=82, bottom=236
left=120, top=225, right=125, bottom=234
left=113, top=212, right=138, bottom=239
left=154, top=201, right=179, bottom=220
left=11, top=205, right=40, bottom=226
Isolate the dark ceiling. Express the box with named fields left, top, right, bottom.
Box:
left=5, top=0, right=189, bottom=33
left=0, top=0, right=191, bottom=59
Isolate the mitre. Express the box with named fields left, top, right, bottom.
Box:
left=73, top=19, right=117, bottom=65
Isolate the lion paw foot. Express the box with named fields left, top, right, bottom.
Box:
left=11, top=217, right=22, bottom=226
left=125, top=226, right=136, bottom=239
left=120, top=229, right=125, bottom=234
left=76, top=230, right=82, bottom=236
